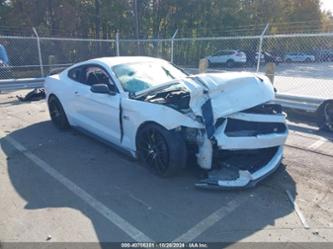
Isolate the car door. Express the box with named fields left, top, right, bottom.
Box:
left=210, top=51, right=227, bottom=63
left=289, top=53, right=295, bottom=62
left=209, top=51, right=221, bottom=64
left=297, top=53, right=304, bottom=62
left=69, top=64, right=121, bottom=145
left=219, top=51, right=232, bottom=63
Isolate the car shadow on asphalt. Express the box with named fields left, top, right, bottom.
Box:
left=1, top=121, right=297, bottom=246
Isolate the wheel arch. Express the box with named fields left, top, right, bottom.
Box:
left=134, top=120, right=188, bottom=176
left=47, top=93, right=58, bottom=103
left=316, top=99, right=333, bottom=131
left=47, top=93, right=72, bottom=125
left=135, top=121, right=170, bottom=149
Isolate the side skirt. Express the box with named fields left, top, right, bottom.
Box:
left=73, top=126, right=136, bottom=160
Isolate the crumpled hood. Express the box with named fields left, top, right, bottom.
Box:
left=181, top=72, right=275, bottom=119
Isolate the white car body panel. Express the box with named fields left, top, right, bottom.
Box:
left=120, top=98, right=203, bottom=152
left=44, top=56, right=288, bottom=189
left=182, top=72, right=274, bottom=120
left=72, top=83, right=121, bottom=144
left=210, top=147, right=284, bottom=188
left=215, top=123, right=288, bottom=150
left=214, top=112, right=288, bottom=150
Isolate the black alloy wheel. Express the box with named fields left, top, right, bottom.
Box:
left=317, top=101, right=333, bottom=132
left=48, top=96, right=70, bottom=130
left=137, top=123, right=187, bottom=177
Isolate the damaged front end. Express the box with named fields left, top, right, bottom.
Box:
left=136, top=72, right=288, bottom=189
left=196, top=106, right=287, bottom=189
left=190, top=73, right=288, bottom=189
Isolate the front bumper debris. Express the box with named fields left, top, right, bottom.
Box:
left=195, top=146, right=283, bottom=189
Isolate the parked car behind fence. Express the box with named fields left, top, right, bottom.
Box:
left=207, top=49, right=247, bottom=68
left=314, top=49, right=333, bottom=62
left=284, top=52, right=315, bottom=63
left=246, top=51, right=282, bottom=66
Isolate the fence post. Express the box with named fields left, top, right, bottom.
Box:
left=116, top=32, right=120, bottom=56
left=171, top=29, right=178, bottom=63
left=256, top=23, right=269, bottom=73
left=32, top=27, right=44, bottom=77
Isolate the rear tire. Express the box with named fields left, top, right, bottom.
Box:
left=305, top=58, right=311, bottom=63
left=48, top=95, right=70, bottom=130
left=317, top=101, right=333, bottom=132
left=226, top=59, right=234, bottom=68
left=136, top=123, right=187, bottom=177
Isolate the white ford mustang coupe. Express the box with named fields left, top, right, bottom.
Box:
left=45, top=56, right=288, bottom=189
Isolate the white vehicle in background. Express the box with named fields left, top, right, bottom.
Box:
left=207, top=50, right=247, bottom=68
left=284, top=52, right=315, bottom=63
left=45, top=56, right=288, bottom=189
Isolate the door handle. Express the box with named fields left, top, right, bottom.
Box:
left=74, top=91, right=79, bottom=95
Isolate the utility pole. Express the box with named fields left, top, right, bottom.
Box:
left=134, top=0, right=140, bottom=54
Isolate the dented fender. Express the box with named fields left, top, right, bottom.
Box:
left=119, top=97, right=204, bottom=153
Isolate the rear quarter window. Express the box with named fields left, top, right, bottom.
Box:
left=68, top=67, right=82, bottom=82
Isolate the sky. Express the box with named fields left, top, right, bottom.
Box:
left=321, top=0, right=333, bottom=12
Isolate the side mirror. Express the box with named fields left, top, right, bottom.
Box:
left=90, top=84, right=116, bottom=95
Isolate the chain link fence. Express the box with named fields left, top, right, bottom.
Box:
left=119, top=39, right=172, bottom=60
left=0, top=36, right=40, bottom=79
left=172, top=33, right=333, bottom=99
left=1, top=31, right=333, bottom=99
left=259, top=34, right=333, bottom=99
left=0, top=35, right=117, bottom=79
left=39, top=37, right=116, bottom=76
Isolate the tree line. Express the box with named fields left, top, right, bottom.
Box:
left=1, top=0, right=333, bottom=69
left=0, top=0, right=332, bottom=39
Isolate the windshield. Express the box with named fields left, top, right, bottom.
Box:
left=112, top=61, right=187, bottom=93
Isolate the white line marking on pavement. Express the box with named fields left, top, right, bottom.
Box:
left=0, top=131, right=153, bottom=242
left=307, top=138, right=327, bottom=150
left=173, top=197, right=247, bottom=242
left=286, top=190, right=310, bottom=229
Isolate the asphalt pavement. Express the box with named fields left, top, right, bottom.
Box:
left=0, top=90, right=332, bottom=247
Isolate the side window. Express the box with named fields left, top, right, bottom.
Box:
left=84, top=66, right=110, bottom=86
left=83, top=65, right=117, bottom=92
left=68, top=67, right=83, bottom=82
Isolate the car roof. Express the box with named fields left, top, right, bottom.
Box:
left=84, top=56, right=166, bottom=67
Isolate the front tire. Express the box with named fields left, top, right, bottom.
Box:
left=317, top=101, right=333, bottom=132
left=48, top=95, right=70, bottom=130
left=136, top=123, right=187, bottom=177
